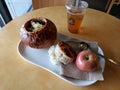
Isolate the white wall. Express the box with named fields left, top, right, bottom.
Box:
left=5, top=0, right=32, bottom=19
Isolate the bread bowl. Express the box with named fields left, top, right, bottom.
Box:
left=20, top=17, right=57, bottom=48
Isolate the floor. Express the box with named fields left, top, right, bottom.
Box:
left=85, top=0, right=120, bottom=19
left=110, top=4, right=120, bottom=19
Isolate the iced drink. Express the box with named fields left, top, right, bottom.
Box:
left=66, top=0, right=88, bottom=33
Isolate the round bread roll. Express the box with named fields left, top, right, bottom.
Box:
left=48, top=41, right=76, bottom=65
left=20, top=17, right=57, bottom=48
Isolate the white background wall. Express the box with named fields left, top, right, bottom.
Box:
left=5, top=0, right=32, bottom=19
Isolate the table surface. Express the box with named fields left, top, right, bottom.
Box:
left=0, top=6, right=120, bottom=90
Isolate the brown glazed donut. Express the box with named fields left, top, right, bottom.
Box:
left=20, top=17, right=57, bottom=48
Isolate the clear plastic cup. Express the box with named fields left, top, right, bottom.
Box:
left=65, top=0, right=88, bottom=33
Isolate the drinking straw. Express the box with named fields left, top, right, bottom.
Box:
left=74, top=0, right=81, bottom=8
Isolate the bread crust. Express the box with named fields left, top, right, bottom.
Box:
left=20, top=17, right=57, bottom=48
left=58, top=41, right=76, bottom=61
